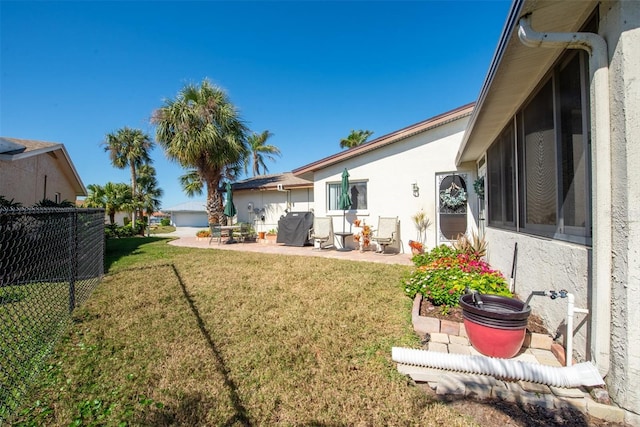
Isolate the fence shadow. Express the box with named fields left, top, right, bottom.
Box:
left=169, top=264, right=252, bottom=427
left=104, top=237, right=171, bottom=272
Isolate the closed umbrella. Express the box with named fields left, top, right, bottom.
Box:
left=223, top=182, right=236, bottom=221
left=338, top=168, right=352, bottom=233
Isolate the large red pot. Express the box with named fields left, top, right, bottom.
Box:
left=460, top=293, right=531, bottom=359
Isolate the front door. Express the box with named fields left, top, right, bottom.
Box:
left=436, top=173, right=468, bottom=245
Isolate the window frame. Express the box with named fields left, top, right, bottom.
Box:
left=487, top=50, right=592, bottom=246
left=326, top=179, right=369, bottom=214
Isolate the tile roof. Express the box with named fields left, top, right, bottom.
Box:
left=232, top=172, right=313, bottom=191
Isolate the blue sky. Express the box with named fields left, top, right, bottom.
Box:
left=1, top=1, right=511, bottom=209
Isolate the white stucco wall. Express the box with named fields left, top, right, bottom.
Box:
left=601, top=1, right=640, bottom=420
left=311, top=116, right=477, bottom=252
left=233, top=188, right=314, bottom=233
left=484, top=228, right=590, bottom=359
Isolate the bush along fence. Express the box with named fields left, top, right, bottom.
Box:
left=0, top=207, right=105, bottom=422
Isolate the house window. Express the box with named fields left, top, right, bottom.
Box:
left=487, top=124, right=516, bottom=228
left=327, top=181, right=367, bottom=211
left=54, top=192, right=61, bottom=204
left=487, top=50, right=591, bottom=244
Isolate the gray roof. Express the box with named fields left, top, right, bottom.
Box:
left=232, top=172, right=313, bottom=191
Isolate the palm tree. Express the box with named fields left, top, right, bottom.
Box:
left=152, top=79, right=248, bottom=225
left=339, top=129, right=374, bottom=149
left=85, top=182, right=132, bottom=225
left=136, top=163, right=163, bottom=221
left=103, top=127, right=154, bottom=224
left=246, top=130, right=281, bottom=176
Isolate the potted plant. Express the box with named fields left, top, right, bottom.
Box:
left=352, top=220, right=372, bottom=252
left=408, top=240, right=424, bottom=255
left=411, top=210, right=432, bottom=247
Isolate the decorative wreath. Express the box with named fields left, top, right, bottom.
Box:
left=440, top=182, right=467, bottom=209
left=473, top=177, right=485, bottom=199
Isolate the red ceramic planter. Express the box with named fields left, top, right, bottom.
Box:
left=460, top=293, right=531, bottom=359
left=463, top=319, right=527, bottom=358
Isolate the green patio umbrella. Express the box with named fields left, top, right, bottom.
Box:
left=338, top=168, right=352, bottom=232
left=223, top=182, right=237, bottom=221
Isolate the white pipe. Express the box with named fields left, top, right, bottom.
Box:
left=566, top=293, right=590, bottom=367
left=518, top=15, right=611, bottom=377
left=392, top=347, right=604, bottom=388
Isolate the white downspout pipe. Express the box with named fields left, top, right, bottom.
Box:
left=566, top=293, right=590, bottom=367
left=518, top=15, right=611, bottom=377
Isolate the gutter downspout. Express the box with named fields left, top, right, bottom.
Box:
left=518, top=14, right=611, bottom=377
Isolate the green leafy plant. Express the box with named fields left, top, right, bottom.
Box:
left=453, top=232, right=488, bottom=258
left=160, top=218, right=170, bottom=226
left=404, top=245, right=511, bottom=308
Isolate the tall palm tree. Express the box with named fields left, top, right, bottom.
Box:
left=136, top=163, right=163, bottom=220
left=152, top=79, right=248, bottom=225
left=103, top=127, right=154, bottom=224
left=246, top=130, right=281, bottom=176
left=85, top=182, right=132, bottom=225
left=339, top=129, right=374, bottom=149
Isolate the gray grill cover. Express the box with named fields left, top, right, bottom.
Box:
left=276, top=212, right=314, bottom=246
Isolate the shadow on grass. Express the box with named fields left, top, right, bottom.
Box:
left=169, top=264, right=252, bottom=427
left=104, top=237, right=172, bottom=273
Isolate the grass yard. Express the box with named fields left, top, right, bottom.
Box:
left=9, top=238, right=479, bottom=426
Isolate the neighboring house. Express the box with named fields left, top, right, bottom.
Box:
left=456, top=0, right=638, bottom=422
left=292, top=104, right=476, bottom=253
left=232, top=173, right=314, bottom=233
left=163, top=201, right=208, bottom=227
left=0, top=137, right=86, bottom=205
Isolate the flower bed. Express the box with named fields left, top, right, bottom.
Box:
left=403, top=240, right=511, bottom=314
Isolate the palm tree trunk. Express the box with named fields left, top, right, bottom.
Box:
left=206, top=175, right=223, bottom=225
left=130, top=160, right=137, bottom=226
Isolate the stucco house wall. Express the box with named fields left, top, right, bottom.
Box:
left=0, top=137, right=86, bottom=205
left=296, top=106, right=477, bottom=253
left=456, top=1, right=639, bottom=422
left=233, top=188, right=313, bottom=233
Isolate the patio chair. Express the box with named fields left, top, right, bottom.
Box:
left=309, top=217, right=334, bottom=250
left=209, top=224, right=223, bottom=245
left=233, top=222, right=253, bottom=243
left=371, top=217, right=399, bottom=254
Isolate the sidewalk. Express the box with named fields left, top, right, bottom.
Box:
left=164, top=235, right=415, bottom=266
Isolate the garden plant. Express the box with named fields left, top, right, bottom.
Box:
left=404, top=238, right=511, bottom=312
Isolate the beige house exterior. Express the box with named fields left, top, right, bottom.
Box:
left=0, top=137, right=86, bottom=205
left=232, top=173, right=314, bottom=234
left=292, top=104, right=476, bottom=253
left=457, top=1, right=639, bottom=423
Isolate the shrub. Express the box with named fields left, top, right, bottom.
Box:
left=160, top=218, right=170, bottom=226
left=196, top=229, right=211, bottom=238
left=404, top=245, right=511, bottom=308
left=411, top=244, right=459, bottom=267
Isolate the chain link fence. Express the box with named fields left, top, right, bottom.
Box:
left=0, top=207, right=104, bottom=422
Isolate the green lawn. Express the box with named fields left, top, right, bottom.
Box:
left=8, top=238, right=478, bottom=426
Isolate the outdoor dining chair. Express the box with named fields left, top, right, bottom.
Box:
left=233, top=222, right=253, bottom=243
left=371, top=216, right=399, bottom=254
left=309, top=217, right=334, bottom=250
left=209, top=224, right=222, bottom=245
